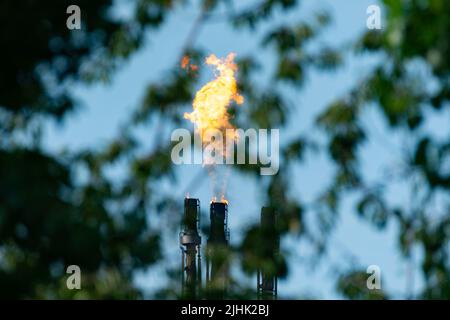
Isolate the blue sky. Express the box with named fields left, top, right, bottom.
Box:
left=43, top=0, right=431, bottom=298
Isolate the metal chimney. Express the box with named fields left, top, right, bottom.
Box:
left=180, top=197, right=202, bottom=298
left=208, top=201, right=229, bottom=244
left=257, top=207, right=279, bottom=299
left=206, top=201, right=229, bottom=298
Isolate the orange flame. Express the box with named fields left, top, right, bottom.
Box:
left=184, top=53, right=243, bottom=144
left=181, top=55, right=190, bottom=69
left=210, top=195, right=229, bottom=205
left=181, top=55, right=198, bottom=72
left=220, top=195, right=229, bottom=204
left=185, top=53, right=243, bottom=202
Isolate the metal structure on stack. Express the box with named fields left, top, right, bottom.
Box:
left=180, top=198, right=202, bottom=298
left=205, top=201, right=230, bottom=298
left=257, top=207, right=279, bottom=299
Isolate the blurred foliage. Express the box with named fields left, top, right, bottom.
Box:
left=321, top=0, right=450, bottom=299
left=337, top=269, right=387, bottom=300
left=0, top=0, right=449, bottom=299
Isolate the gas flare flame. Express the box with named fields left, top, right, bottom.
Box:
left=184, top=53, right=243, bottom=144
left=210, top=195, right=229, bottom=205
left=181, top=55, right=198, bottom=72
left=220, top=195, right=229, bottom=204
left=184, top=53, right=243, bottom=203
left=181, top=55, right=190, bottom=69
